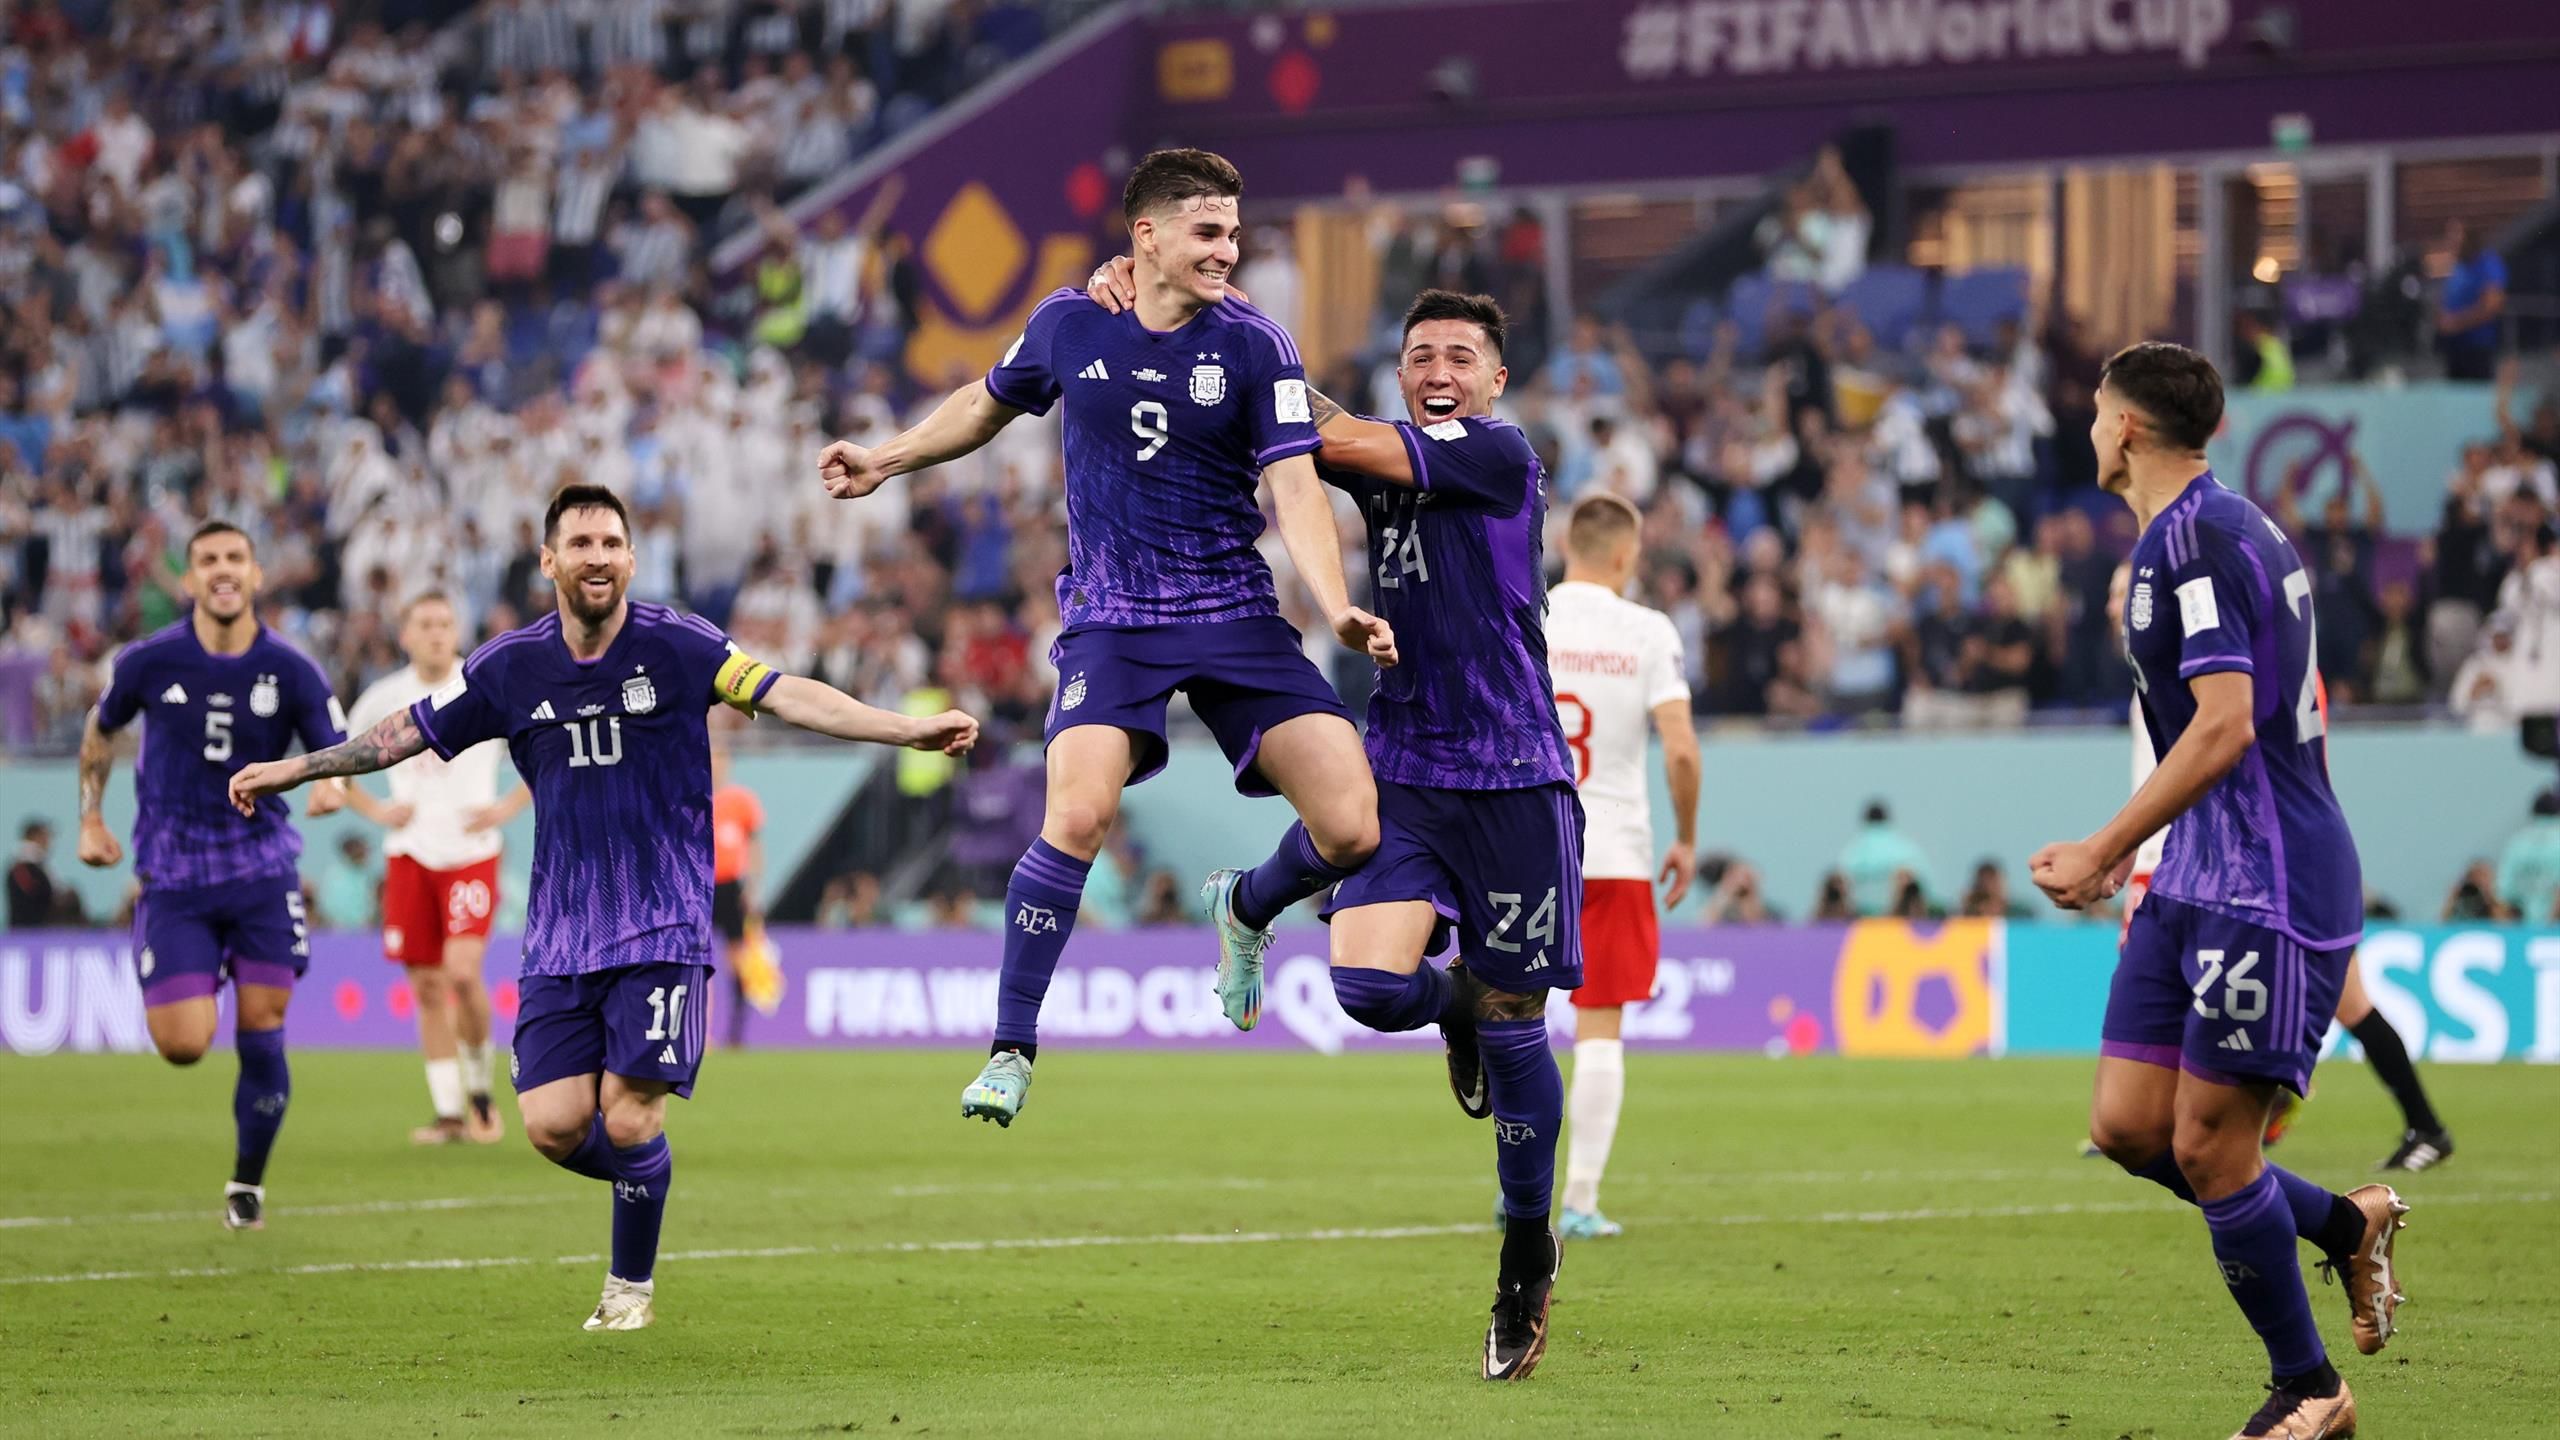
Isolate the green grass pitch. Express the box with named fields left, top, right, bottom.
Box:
left=1, top=1051, right=2552, bottom=1438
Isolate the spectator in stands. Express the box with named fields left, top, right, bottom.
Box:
left=1805, top=540, right=1898, bottom=715
left=2365, top=583, right=2431, bottom=707
left=1837, top=799, right=1930, bottom=917
left=7, top=819, right=70, bottom=928
left=1695, top=854, right=1779, bottom=925
left=2449, top=612, right=2525, bottom=732
left=817, top=871, right=885, bottom=930
left=2497, top=789, right=2560, bottom=922
left=1959, top=859, right=2029, bottom=919
left=1812, top=870, right=1856, bottom=922
left=1755, top=180, right=1826, bottom=287
left=314, top=833, right=381, bottom=932
left=2435, top=220, right=2507, bottom=382
left=2498, top=358, right=2560, bottom=469
left=1544, top=314, right=1628, bottom=400
left=2231, top=310, right=2295, bottom=392
left=1809, top=146, right=1871, bottom=296
left=2443, top=860, right=2514, bottom=922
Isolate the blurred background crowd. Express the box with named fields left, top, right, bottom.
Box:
left=3, top=0, right=2557, bottom=932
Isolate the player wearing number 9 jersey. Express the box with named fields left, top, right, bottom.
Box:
left=228, top=484, right=980, bottom=1333
left=77, top=519, right=347, bottom=1233
left=821, top=149, right=1397, bottom=1133
left=2031, top=344, right=2407, bottom=1439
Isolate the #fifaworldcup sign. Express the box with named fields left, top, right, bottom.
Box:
left=1618, top=0, right=2235, bottom=80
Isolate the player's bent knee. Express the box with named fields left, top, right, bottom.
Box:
left=2086, top=1115, right=2172, bottom=1171
left=1043, top=795, right=1117, bottom=856
left=602, top=1108, right=663, bottom=1150
left=155, top=1037, right=211, bottom=1066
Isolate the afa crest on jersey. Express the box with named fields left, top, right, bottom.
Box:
left=2130, top=582, right=2154, bottom=631
left=1189, top=363, right=1226, bottom=406
left=249, top=676, right=279, bottom=717
left=623, top=673, right=657, bottom=714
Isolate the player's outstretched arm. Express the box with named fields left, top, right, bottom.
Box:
left=755, top=673, right=980, bottom=755
left=817, top=381, right=1021, bottom=499
left=227, top=709, right=430, bottom=817
left=1301, top=385, right=1419, bottom=487
left=1265, top=451, right=1399, bottom=666
left=75, top=710, right=123, bottom=868
left=2032, top=671, right=2255, bottom=909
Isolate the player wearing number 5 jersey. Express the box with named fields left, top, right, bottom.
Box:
left=1544, top=495, right=1700, bottom=1242
left=77, top=519, right=348, bottom=1233
left=2031, top=344, right=2408, bottom=1439
left=820, top=149, right=1395, bottom=1130
left=230, top=484, right=980, bottom=1333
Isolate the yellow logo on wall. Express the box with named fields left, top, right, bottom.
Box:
left=1832, top=919, right=1995, bottom=1058
left=904, top=183, right=1094, bottom=386
left=1157, top=38, right=1234, bottom=102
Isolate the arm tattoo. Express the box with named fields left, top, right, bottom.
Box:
left=287, top=709, right=427, bottom=782
left=77, top=714, right=113, bottom=818
left=1306, top=386, right=1347, bottom=429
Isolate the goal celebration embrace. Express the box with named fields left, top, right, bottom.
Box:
left=9, top=14, right=2556, bottom=1431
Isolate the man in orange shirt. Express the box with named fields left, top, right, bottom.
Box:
left=710, top=745, right=765, bottom=1049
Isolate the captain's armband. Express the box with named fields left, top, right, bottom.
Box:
left=714, top=648, right=780, bottom=714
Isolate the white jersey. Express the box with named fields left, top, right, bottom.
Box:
left=346, top=663, right=507, bottom=871
left=1546, top=580, right=1689, bottom=881
left=2129, top=700, right=2167, bottom=876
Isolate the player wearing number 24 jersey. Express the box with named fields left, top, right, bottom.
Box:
left=231, top=484, right=979, bottom=1333
left=2033, top=344, right=2406, bottom=1440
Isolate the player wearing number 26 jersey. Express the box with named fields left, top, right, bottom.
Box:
left=2036, top=345, right=2403, bottom=1439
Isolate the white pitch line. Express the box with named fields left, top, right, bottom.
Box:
left=4, top=1189, right=2548, bottom=1290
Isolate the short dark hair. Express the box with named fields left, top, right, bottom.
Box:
left=1864, top=800, right=1890, bottom=825
left=1401, top=289, right=1508, bottom=359
left=543, top=483, right=631, bottom=544
left=1122, top=148, right=1241, bottom=225
left=2100, top=342, right=2223, bottom=453
left=186, top=518, right=252, bottom=561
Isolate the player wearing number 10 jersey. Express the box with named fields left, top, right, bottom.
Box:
left=2030, top=344, right=2408, bottom=1439
left=231, top=484, right=979, bottom=1333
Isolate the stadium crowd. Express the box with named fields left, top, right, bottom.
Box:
left=2, top=2, right=2555, bottom=929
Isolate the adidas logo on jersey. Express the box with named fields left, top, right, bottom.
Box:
left=2218, top=1030, right=2254, bottom=1053
left=531, top=701, right=557, bottom=721
left=658, top=1045, right=678, bottom=1065
left=160, top=683, right=188, bottom=704
left=1078, top=360, right=1110, bottom=381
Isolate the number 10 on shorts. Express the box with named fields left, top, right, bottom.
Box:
left=644, top=984, right=688, bottom=1040
left=2189, top=949, right=2266, bottom=1021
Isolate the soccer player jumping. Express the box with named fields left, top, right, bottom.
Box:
left=818, top=149, right=1395, bottom=1127
left=1093, top=271, right=1579, bottom=1379
left=231, top=484, right=978, bottom=1331
left=2032, top=344, right=2408, bottom=1438
left=77, top=520, right=348, bottom=1230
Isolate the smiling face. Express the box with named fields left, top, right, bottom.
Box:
left=183, top=528, right=262, bottom=623
left=541, top=504, right=635, bottom=627
left=1398, top=318, right=1507, bottom=425
left=1133, top=193, right=1241, bottom=308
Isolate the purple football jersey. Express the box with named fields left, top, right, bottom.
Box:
left=2124, top=471, right=2362, bottom=948
left=985, top=290, right=1319, bottom=628
left=408, top=604, right=773, bottom=977
left=93, top=622, right=346, bottom=890
left=1321, top=415, right=1574, bottom=791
